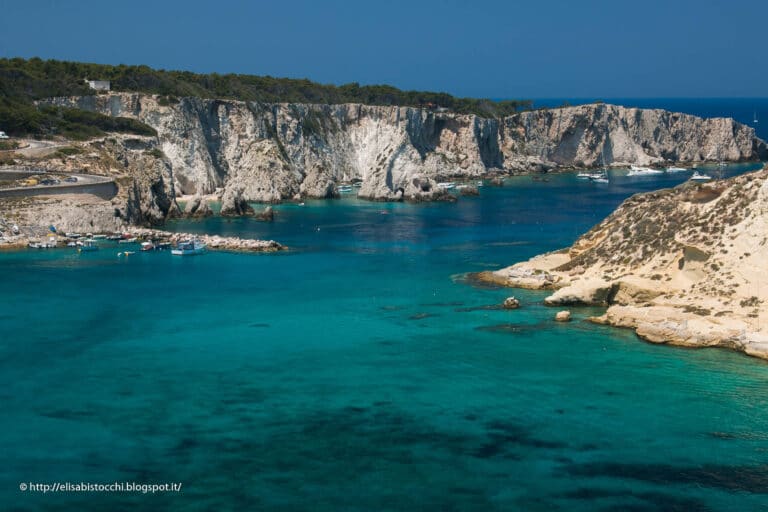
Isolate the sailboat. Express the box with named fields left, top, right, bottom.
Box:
left=589, top=147, right=610, bottom=183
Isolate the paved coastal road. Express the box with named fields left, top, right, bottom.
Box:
left=0, top=171, right=116, bottom=200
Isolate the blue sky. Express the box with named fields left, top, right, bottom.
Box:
left=0, top=0, right=765, bottom=98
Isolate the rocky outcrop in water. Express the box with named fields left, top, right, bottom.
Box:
left=42, top=94, right=767, bottom=204
left=480, top=166, right=768, bottom=360
left=183, top=194, right=213, bottom=217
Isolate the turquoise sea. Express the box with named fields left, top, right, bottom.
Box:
left=2, top=163, right=768, bottom=511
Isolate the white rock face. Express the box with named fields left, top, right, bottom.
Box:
left=491, top=167, right=768, bottom=360
left=42, top=94, right=767, bottom=203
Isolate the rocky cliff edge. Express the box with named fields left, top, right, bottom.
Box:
left=42, top=94, right=767, bottom=209
left=477, top=166, right=768, bottom=360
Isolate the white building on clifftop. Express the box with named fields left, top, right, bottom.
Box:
left=85, top=79, right=110, bottom=91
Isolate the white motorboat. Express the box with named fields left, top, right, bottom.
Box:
left=628, top=165, right=664, bottom=176
left=437, top=182, right=456, bottom=190
left=576, top=172, right=593, bottom=179
left=666, top=166, right=687, bottom=172
left=171, top=239, right=206, bottom=256
left=689, top=171, right=712, bottom=181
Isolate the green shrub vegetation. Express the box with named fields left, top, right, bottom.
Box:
left=146, top=148, right=165, bottom=159
left=55, top=146, right=84, bottom=156
left=1, top=57, right=531, bottom=138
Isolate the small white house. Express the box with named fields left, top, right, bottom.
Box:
left=85, top=79, right=111, bottom=91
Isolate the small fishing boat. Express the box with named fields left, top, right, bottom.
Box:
left=689, top=171, right=712, bottom=181
left=106, top=234, right=122, bottom=241
left=666, top=166, right=687, bottom=172
left=28, top=239, right=57, bottom=249
left=140, top=241, right=155, bottom=252
left=171, top=239, right=206, bottom=256
left=78, top=239, right=99, bottom=252
left=119, top=237, right=137, bottom=244
left=92, top=234, right=107, bottom=240
left=437, top=182, right=456, bottom=190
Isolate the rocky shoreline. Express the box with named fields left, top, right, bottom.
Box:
left=477, top=167, right=768, bottom=361
left=130, top=228, right=285, bottom=253
left=0, top=222, right=285, bottom=254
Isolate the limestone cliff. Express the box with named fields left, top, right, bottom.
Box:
left=42, top=94, right=767, bottom=206
left=480, top=166, right=768, bottom=360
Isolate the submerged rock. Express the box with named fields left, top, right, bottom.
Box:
left=555, top=311, right=572, bottom=322
left=255, top=206, right=274, bottom=222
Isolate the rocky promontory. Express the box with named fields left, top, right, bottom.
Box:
left=478, top=166, right=768, bottom=360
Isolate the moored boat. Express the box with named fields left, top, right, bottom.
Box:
left=628, top=165, right=664, bottom=176
left=689, top=171, right=712, bottom=181
left=78, top=239, right=99, bottom=252
left=28, top=239, right=58, bottom=249
left=171, top=239, right=206, bottom=256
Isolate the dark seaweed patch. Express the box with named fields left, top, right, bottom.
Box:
left=408, top=312, right=438, bottom=320
left=484, top=419, right=567, bottom=450
left=474, top=323, right=543, bottom=335
left=455, top=304, right=504, bottom=312
left=561, top=488, right=713, bottom=512
left=564, top=461, right=768, bottom=493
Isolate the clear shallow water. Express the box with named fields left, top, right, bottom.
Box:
left=2, top=163, right=768, bottom=511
